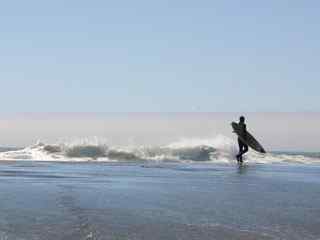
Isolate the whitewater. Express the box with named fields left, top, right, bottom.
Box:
left=0, top=135, right=319, bottom=164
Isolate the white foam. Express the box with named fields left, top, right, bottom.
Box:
left=0, top=136, right=319, bottom=164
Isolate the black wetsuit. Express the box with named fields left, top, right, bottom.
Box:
left=236, top=122, right=248, bottom=163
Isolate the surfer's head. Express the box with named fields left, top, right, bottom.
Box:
left=239, top=116, right=245, bottom=123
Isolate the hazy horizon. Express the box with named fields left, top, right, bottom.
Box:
left=0, top=112, right=319, bottom=152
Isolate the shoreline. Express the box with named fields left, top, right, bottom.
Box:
left=0, top=162, right=320, bottom=239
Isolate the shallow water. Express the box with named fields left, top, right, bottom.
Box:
left=0, top=161, right=320, bottom=240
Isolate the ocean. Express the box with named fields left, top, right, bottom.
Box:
left=0, top=136, right=320, bottom=239
left=0, top=135, right=319, bottom=164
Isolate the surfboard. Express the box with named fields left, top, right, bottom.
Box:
left=231, top=122, right=266, bottom=154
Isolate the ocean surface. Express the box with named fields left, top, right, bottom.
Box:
left=0, top=137, right=320, bottom=239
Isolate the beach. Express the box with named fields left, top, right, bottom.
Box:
left=0, top=161, right=319, bottom=240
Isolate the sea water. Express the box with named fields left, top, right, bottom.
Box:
left=0, top=137, right=320, bottom=239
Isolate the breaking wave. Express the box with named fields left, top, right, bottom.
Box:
left=0, top=135, right=319, bottom=164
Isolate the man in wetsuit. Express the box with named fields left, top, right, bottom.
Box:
left=236, top=116, right=248, bottom=163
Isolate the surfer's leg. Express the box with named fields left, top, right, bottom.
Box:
left=239, top=153, right=243, bottom=163
left=240, top=144, right=249, bottom=163
left=236, top=139, right=242, bottom=162
left=239, top=144, right=248, bottom=163
left=238, top=139, right=248, bottom=163
left=237, top=138, right=244, bottom=163
left=243, top=145, right=248, bottom=154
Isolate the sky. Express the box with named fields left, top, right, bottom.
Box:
left=0, top=0, right=319, bottom=112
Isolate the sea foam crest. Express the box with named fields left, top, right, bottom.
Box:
left=0, top=135, right=319, bottom=164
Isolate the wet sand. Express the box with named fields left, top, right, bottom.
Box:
left=0, top=161, right=320, bottom=240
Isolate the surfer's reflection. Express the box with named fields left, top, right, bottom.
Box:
left=236, top=116, right=249, bottom=164
left=237, top=164, right=248, bottom=174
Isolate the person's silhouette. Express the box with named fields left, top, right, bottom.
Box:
left=236, top=116, right=248, bottom=163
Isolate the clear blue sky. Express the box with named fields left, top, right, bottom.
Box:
left=0, top=0, right=319, bottom=112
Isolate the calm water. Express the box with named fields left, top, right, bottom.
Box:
left=0, top=161, right=320, bottom=240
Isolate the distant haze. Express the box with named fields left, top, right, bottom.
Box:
left=0, top=113, right=319, bottom=152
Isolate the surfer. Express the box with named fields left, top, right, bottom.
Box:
left=236, top=116, right=248, bottom=163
